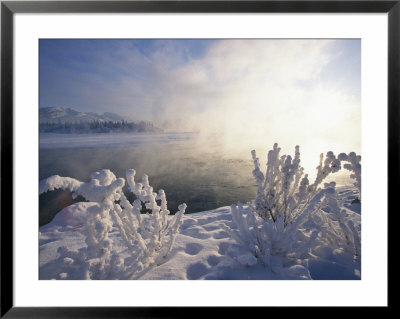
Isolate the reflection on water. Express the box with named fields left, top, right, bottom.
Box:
left=39, top=143, right=257, bottom=226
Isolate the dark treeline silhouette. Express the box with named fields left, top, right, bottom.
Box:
left=39, top=120, right=163, bottom=134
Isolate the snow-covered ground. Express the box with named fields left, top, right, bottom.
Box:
left=39, top=186, right=360, bottom=280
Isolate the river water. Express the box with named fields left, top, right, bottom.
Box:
left=39, top=133, right=258, bottom=226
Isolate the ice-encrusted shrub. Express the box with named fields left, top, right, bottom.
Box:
left=39, top=169, right=186, bottom=279
left=225, top=143, right=361, bottom=270
left=308, top=185, right=361, bottom=264
left=338, top=152, right=361, bottom=198
left=112, top=170, right=187, bottom=273
left=250, top=143, right=343, bottom=225
left=226, top=185, right=335, bottom=270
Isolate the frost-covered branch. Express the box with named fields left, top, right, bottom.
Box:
left=39, top=169, right=187, bottom=279
left=310, top=186, right=361, bottom=264
left=227, top=143, right=361, bottom=272
left=338, top=152, right=361, bottom=198
left=251, top=143, right=343, bottom=225
left=225, top=185, right=333, bottom=269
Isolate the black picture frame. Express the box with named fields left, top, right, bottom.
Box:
left=1, top=0, right=396, bottom=317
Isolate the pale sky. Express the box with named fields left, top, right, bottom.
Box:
left=40, top=39, right=361, bottom=172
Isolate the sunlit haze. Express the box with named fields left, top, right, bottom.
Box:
left=40, top=39, right=360, bottom=180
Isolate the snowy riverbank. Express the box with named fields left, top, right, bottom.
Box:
left=39, top=185, right=360, bottom=280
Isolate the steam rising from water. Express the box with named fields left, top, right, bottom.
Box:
left=40, top=39, right=360, bottom=187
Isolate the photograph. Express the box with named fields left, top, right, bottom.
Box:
left=38, top=38, right=362, bottom=280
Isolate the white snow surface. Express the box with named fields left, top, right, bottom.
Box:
left=39, top=186, right=361, bottom=280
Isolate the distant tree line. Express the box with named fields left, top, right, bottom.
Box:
left=39, top=120, right=163, bottom=134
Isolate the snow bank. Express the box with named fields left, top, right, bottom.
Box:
left=40, top=188, right=361, bottom=280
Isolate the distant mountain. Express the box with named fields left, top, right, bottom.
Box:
left=39, top=107, right=163, bottom=134
left=39, top=107, right=126, bottom=124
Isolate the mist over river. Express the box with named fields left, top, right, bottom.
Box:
left=39, top=132, right=353, bottom=226
left=39, top=133, right=258, bottom=226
